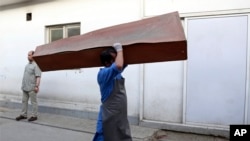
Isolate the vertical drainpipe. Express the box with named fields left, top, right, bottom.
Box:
left=245, top=14, right=250, bottom=124
left=139, top=64, right=145, bottom=123
left=182, top=17, right=188, bottom=125
left=139, top=0, right=145, bottom=123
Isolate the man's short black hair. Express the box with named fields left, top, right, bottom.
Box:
left=100, top=47, right=117, bottom=66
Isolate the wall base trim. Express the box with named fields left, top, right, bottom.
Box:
left=0, top=100, right=139, bottom=125
left=139, top=119, right=229, bottom=138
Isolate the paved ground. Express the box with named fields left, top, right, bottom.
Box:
left=0, top=107, right=229, bottom=141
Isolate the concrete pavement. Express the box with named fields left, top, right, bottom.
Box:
left=0, top=107, right=229, bottom=141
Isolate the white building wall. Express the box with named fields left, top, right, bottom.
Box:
left=0, top=0, right=143, bottom=118
left=0, top=0, right=250, bottom=136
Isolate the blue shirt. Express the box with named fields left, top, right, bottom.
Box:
left=96, top=63, right=126, bottom=134
left=97, top=63, right=124, bottom=103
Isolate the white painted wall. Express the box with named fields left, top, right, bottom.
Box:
left=144, top=0, right=250, bottom=16
left=0, top=0, right=250, bottom=131
left=143, top=61, right=184, bottom=123
left=0, top=0, right=143, bottom=117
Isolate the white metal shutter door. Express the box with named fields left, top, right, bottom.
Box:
left=186, top=15, right=248, bottom=125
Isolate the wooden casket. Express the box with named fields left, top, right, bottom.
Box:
left=33, top=11, right=187, bottom=72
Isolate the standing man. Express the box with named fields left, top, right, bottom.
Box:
left=16, top=50, right=41, bottom=122
left=93, top=43, right=132, bottom=141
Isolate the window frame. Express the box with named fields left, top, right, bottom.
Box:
left=46, top=23, right=81, bottom=43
